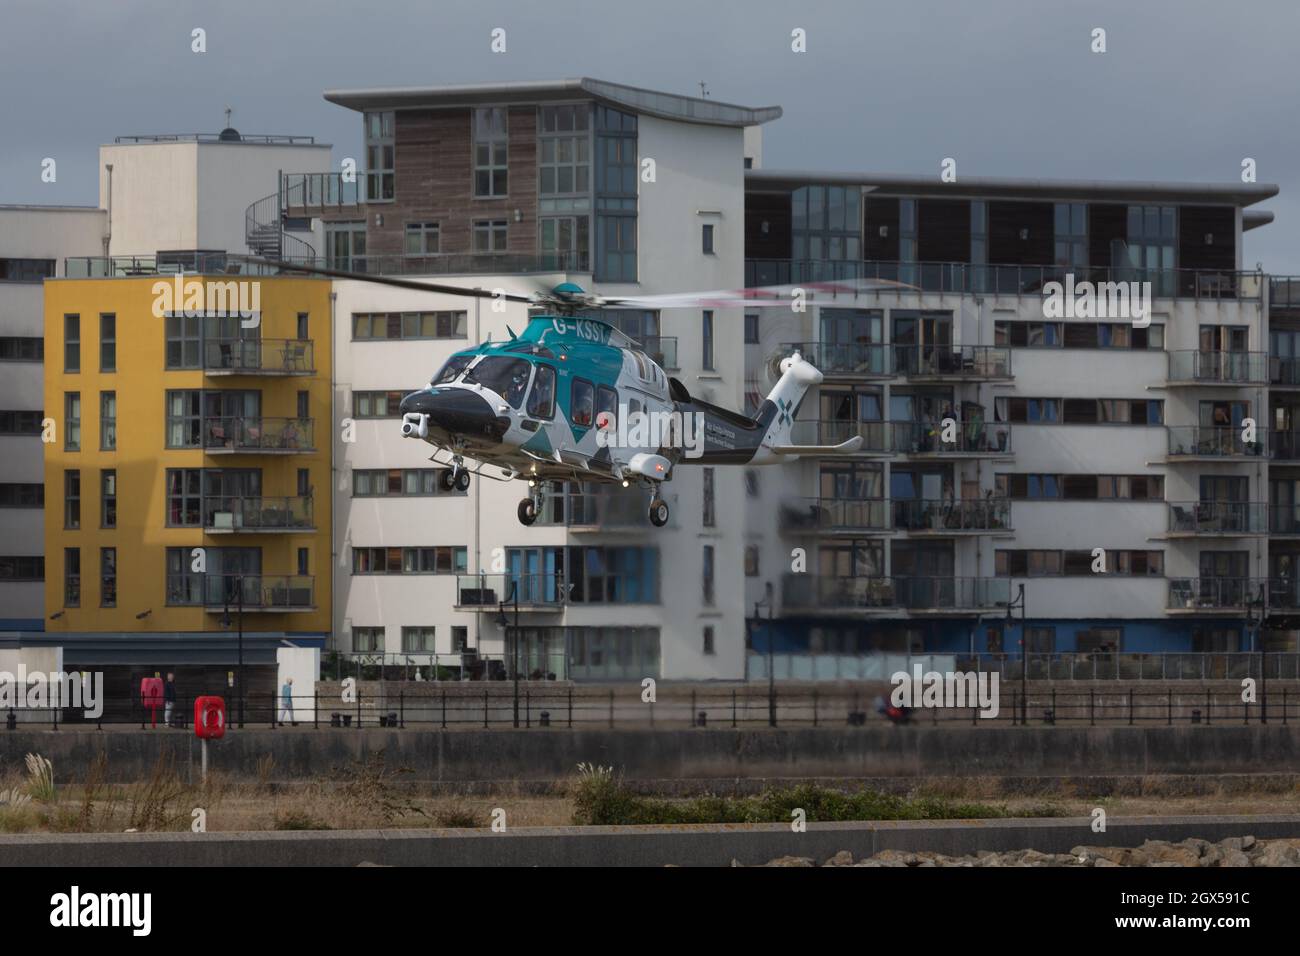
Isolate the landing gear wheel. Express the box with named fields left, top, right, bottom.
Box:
left=454, top=470, right=472, bottom=492
left=648, top=498, right=669, bottom=527
left=518, top=498, right=539, bottom=526
left=439, top=470, right=458, bottom=492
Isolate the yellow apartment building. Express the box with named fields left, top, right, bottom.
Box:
left=42, top=273, right=333, bottom=665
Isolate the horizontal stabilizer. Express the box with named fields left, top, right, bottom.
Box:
left=768, top=436, right=864, bottom=455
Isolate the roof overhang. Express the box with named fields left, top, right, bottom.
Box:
left=324, top=77, right=782, bottom=127
left=746, top=169, right=1278, bottom=207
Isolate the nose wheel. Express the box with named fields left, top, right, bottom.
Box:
left=440, top=457, right=473, bottom=492
left=648, top=497, right=670, bottom=527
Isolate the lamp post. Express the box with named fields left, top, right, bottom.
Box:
left=496, top=580, right=520, bottom=728
left=1006, top=583, right=1027, bottom=725
left=1247, top=582, right=1267, bottom=724
left=221, top=574, right=245, bottom=729
left=754, top=581, right=775, bottom=727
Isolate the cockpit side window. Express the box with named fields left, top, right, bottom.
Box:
left=527, top=364, right=556, bottom=419
left=465, top=355, right=532, bottom=408
left=432, top=354, right=473, bottom=386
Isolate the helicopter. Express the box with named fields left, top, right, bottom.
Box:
left=253, top=258, right=901, bottom=527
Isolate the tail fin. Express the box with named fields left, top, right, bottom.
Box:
left=750, top=351, right=861, bottom=463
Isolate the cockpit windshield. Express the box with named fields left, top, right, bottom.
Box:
left=432, top=354, right=474, bottom=386
left=464, top=355, right=532, bottom=408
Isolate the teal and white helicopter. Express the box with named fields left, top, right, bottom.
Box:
left=257, top=259, right=897, bottom=527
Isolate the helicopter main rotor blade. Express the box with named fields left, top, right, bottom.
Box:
left=597, top=277, right=914, bottom=310
left=242, top=257, right=536, bottom=303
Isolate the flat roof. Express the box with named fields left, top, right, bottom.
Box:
left=0, top=204, right=102, bottom=212
left=324, top=77, right=782, bottom=127
left=746, top=169, right=1278, bottom=206
left=109, top=133, right=328, bottom=147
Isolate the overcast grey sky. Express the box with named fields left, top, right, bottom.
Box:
left=3, top=0, right=1297, bottom=270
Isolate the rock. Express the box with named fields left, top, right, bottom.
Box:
left=1221, top=836, right=1256, bottom=852
left=764, top=856, right=815, bottom=867
left=1094, top=858, right=1120, bottom=867
left=1251, top=842, right=1300, bottom=867
left=823, top=850, right=855, bottom=867
left=1217, top=849, right=1252, bottom=867
left=1135, top=841, right=1202, bottom=867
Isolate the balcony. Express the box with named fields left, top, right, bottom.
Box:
left=65, top=251, right=591, bottom=280
left=893, top=497, right=1012, bottom=535
left=1165, top=426, right=1267, bottom=461
left=203, top=417, right=315, bottom=455
left=890, top=420, right=1011, bottom=457
left=746, top=259, right=1263, bottom=300
left=1268, top=577, right=1300, bottom=611
left=1167, top=577, right=1266, bottom=614
left=203, top=496, right=314, bottom=534
left=1271, top=357, right=1300, bottom=389
left=281, top=172, right=361, bottom=213
left=779, top=497, right=889, bottom=534
left=203, top=338, right=314, bottom=376
left=781, top=574, right=1009, bottom=614
left=543, top=490, right=678, bottom=530
left=788, top=420, right=891, bottom=454
left=783, top=342, right=890, bottom=379
left=1165, top=351, right=1268, bottom=386
left=1165, top=501, right=1267, bottom=537
left=894, top=345, right=1012, bottom=382
left=1270, top=507, right=1300, bottom=537
left=454, top=573, right=568, bottom=610
left=165, top=574, right=315, bottom=612
left=1271, top=431, right=1300, bottom=462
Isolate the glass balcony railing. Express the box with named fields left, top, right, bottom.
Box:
left=1272, top=357, right=1300, bottom=387
left=779, top=497, right=889, bottom=533
left=1166, top=426, right=1267, bottom=459
left=1166, top=350, right=1268, bottom=385
left=203, top=338, right=314, bottom=375
left=1167, top=577, right=1265, bottom=611
left=781, top=574, right=1009, bottom=612
left=1167, top=501, right=1268, bottom=535
left=164, top=574, right=315, bottom=610
left=542, top=490, right=678, bottom=530
left=1268, top=577, right=1300, bottom=610
left=454, top=573, right=569, bottom=609
left=1271, top=431, right=1300, bottom=461
left=889, top=420, right=1011, bottom=455
left=747, top=259, right=1263, bottom=300
left=892, top=497, right=1012, bottom=533
left=783, top=342, right=891, bottom=377
left=281, top=172, right=360, bottom=209
left=1270, top=507, right=1300, bottom=534
left=203, top=417, right=314, bottom=453
left=202, top=496, right=314, bottom=532
left=66, top=252, right=590, bottom=279
left=893, top=344, right=1012, bottom=379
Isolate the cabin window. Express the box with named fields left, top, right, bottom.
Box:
left=596, top=386, right=618, bottom=427
left=527, top=365, right=556, bottom=419
left=571, top=378, right=595, bottom=427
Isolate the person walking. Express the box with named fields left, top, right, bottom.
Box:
left=278, top=676, right=297, bottom=726
left=164, top=672, right=177, bottom=727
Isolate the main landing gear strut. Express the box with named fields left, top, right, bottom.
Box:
left=517, top=481, right=544, bottom=526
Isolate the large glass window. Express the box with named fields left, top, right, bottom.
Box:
left=473, top=107, right=509, bottom=197
left=1054, top=203, right=1088, bottom=272
left=64, top=314, right=80, bottom=372
left=404, top=222, right=440, bottom=255
left=365, top=111, right=395, bottom=201
left=64, top=392, right=81, bottom=450
left=100, top=548, right=117, bottom=608
left=101, top=470, right=116, bottom=528
left=473, top=219, right=508, bottom=252
left=100, top=313, right=116, bottom=372
left=165, top=390, right=202, bottom=447
left=64, top=548, right=80, bottom=607
left=1127, top=205, right=1176, bottom=295
left=539, top=105, right=590, bottom=196
left=64, top=470, right=80, bottom=529
left=99, top=391, right=116, bottom=450
left=792, top=185, right=861, bottom=261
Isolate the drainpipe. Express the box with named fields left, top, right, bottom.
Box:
left=473, top=289, right=482, bottom=663
left=329, top=290, right=338, bottom=658
left=103, top=164, right=113, bottom=258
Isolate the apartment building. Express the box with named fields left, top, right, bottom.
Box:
left=286, top=79, right=779, bottom=680
left=742, top=171, right=1287, bottom=671
left=0, top=205, right=106, bottom=632
left=41, top=273, right=334, bottom=667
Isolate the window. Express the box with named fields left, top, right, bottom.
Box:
left=166, top=469, right=202, bottom=526
left=744, top=313, right=760, bottom=345
left=451, top=626, right=468, bottom=652
left=996, top=397, right=1160, bottom=425
left=64, top=548, right=80, bottom=607
left=560, top=546, right=659, bottom=604
left=745, top=470, right=759, bottom=497
left=64, top=314, right=80, bottom=372
left=0, top=337, right=42, bottom=361
left=0, top=556, right=43, bottom=581
left=352, top=311, right=467, bottom=340
left=0, top=411, right=42, bottom=435
left=100, top=548, right=116, bottom=608
left=1026, top=626, right=1056, bottom=654
left=702, top=310, right=715, bottom=371
left=473, top=107, right=509, bottom=197
left=352, top=468, right=463, bottom=497
left=297, top=547, right=309, bottom=576
left=352, top=390, right=405, bottom=419
left=98, top=314, right=116, bottom=372
left=703, top=468, right=715, bottom=526
left=703, top=626, right=715, bottom=656
left=538, top=105, right=590, bottom=197
left=0, top=258, right=55, bottom=281
left=702, top=545, right=715, bottom=605
left=165, top=314, right=202, bottom=369
left=351, top=547, right=468, bottom=574
left=702, top=223, right=715, bottom=254
left=100, top=391, right=116, bottom=450
left=165, top=390, right=202, bottom=447
left=996, top=473, right=1162, bottom=501
left=404, top=222, right=440, bottom=255
left=539, top=216, right=590, bottom=271
left=365, top=111, right=395, bottom=201
left=596, top=214, right=636, bottom=282
left=1127, top=204, right=1176, bottom=292
left=64, top=470, right=80, bottom=529
left=571, top=378, right=594, bottom=427
left=297, top=312, right=309, bottom=340
left=995, top=549, right=1164, bottom=576
left=594, top=106, right=637, bottom=283
left=352, top=626, right=384, bottom=653
left=527, top=365, right=556, bottom=419
left=791, top=185, right=861, bottom=261
left=1053, top=203, right=1087, bottom=271
left=64, top=392, right=81, bottom=450
left=101, top=470, right=116, bottom=528
left=744, top=545, right=760, bottom=577
left=0, top=483, right=43, bottom=508
left=473, top=219, right=508, bottom=252
left=402, top=626, right=436, bottom=652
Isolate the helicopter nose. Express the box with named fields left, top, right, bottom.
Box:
left=400, top=388, right=511, bottom=441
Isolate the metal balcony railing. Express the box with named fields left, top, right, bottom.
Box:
left=1167, top=501, right=1267, bottom=535
left=165, top=574, right=315, bottom=610
left=542, top=490, right=678, bottom=530
left=1270, top=508, right=1300, bottom=535
left=1166, top=577, right=1265, bottom=611
left=781, top=574, right=1009, bottom=612
left=1271, top=358, right=1300, bottom=387
left=783, top=342, right=891, bottom=377
left=1267, top=577, right=1300, bottom=610
left=893, top=497, right=1012, bottom=533
left=281, top=172, right=361, bottom=210
left=203, top=338, right=314, bottom=375
left=1271, top=431, right=1300, bottom=462
left=890, top=420, right=1011, bottom=455
left=747, top=259, right=1263, bottom=300
left=789, top=419, right=891, bottom=453
left=203, top=417, right=314, bottom=452
left=1166, top=350, right=1268, bottom=385
left=203, top=496, right=314, bottom=532
left=1166, top=426, right=1267, bottom=459
left=454, top=573, right=569, bottom=609
left=778, top=497, right=889, bottom=533
left=893, top=344, right=1012, bottom=379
